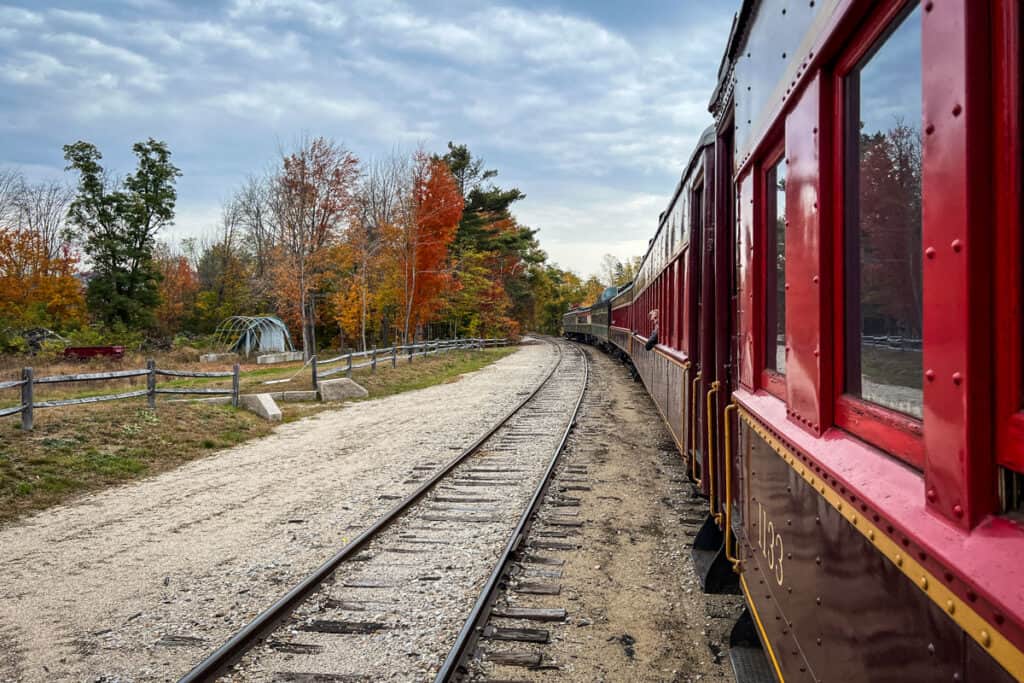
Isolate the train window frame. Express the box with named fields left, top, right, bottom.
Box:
left=759, top=139, right=787, bottom=401
left=831, top=0, right=925, bottom=468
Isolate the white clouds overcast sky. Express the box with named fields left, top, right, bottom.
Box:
left=0, top=0, right=735, bottom=276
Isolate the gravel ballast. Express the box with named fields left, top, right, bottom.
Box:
left=0, top=343, right=554, bottom=683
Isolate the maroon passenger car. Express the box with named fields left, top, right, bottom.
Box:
left=565, top=1, right=1023, bottom=680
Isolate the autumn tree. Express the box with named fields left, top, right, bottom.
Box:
left=385, top=152, right=464, bottom=343
left=440, top=143, right=539, bottom=337
left=599, top=253, right=641, bottom=288
left=185, top=204, right=261, bottom=332
left=335, top=153, right=409, bottom=350
left=270, top=136, right=359, bottom=357
left=153, top=244, right=199, bottom=339
left=63, top=138, right=181, bottom=329
left=0, top=227, right=85, bottom=334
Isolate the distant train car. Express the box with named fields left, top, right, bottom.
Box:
left=567, top=1, right=1023, bottom=681
left=562, top=286, right=617, bottom=346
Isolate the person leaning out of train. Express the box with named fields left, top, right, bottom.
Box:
left=645, top=309, right=659, bottom=351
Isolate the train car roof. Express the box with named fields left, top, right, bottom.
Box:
left=708, top=3, right=752, bottom=115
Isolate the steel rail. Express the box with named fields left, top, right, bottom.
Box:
left=434, top=343, right=590, bottom=682
left=179, top=338, right=568, bottom=683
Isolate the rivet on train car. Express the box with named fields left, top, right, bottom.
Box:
left=815, top=556, right=822, bottom=565
left=952, top=372, right=962, bottom=386
left=926, top=369, right=935, bottom=381
left=926, top=488, right=937, bottom=502
left=782, top=53, right=787, bottom=59
left=980, top=630, right=992, bottom=648
left=924, top=1, right=933, bottom=11
left=816, top=637, right=822, bottom=646
left=951, top=239, right=962, bottom=252
left=813, top=349, right=820, bottom=357
left=868, top=530, right=875, bottom=541
left=837, top=502, right=843, bottom=511
left=895, top=553, right=903, bottom=567
left=919, top=576, right=929, bottom=590
left=952, top=104, right=962, bottom=117
left=925, top=246, right=936, bottom=259
left=812, top=275, right=819, bottom=283
left=851, top=514, right=858, bottom=526
left=946, top=600, right=955, bottom=614
left=816, top=597, right=822, bottom=605
left=926, top=123, right=935, bottom=135
left=953, top=504, right=963, bottom=518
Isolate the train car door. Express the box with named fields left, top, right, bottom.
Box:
left=692, top=119, right=741, bottom=595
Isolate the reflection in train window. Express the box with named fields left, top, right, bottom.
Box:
left=765, top=156, right=786, bottom=375
left=843, top=4, right=923, bottom=418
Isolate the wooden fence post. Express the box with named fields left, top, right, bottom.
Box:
left=346, top=351, right=353, bottom=378
left=147, top=359, right=156, bottom=409
left=311, top=355, right=318, bottom=389
left=391, top=345, right=397, bottom=369
left=371, top=346, right=377, bottom=373
left=232, top=364, right=240, bottom=408
left=20, top=367, right=33, bottom=431
left=408, top=343, right=413, bottom=364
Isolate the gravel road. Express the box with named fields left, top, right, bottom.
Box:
left=0, top=342, right=553, bottom=683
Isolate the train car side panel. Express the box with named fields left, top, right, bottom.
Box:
left=783, top=73, right=832, bottom=436
left=736, top=411, right=984, bottom=682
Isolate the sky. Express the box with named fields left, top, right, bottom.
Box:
left=0, top=0, right=737, bottom=277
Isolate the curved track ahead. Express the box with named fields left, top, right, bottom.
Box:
left=180, top=338, right=588, bottom=682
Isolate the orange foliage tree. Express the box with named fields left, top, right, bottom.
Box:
left=270, top=137, right=360, bottom=356
left=0, top=227, right=85, bottom=331
left=154, top=247, right=199, bottom=339
left=385, top=153, right=463, bottom=343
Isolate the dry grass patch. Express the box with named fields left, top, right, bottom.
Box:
left=0, top=346, right=519, bottom=524
left=0, top=402, right=274, bottom=525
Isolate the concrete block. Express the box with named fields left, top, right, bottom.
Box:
left=200, top=352, right=239, bottom=364
left=319, top=378, right=368, bottom=401
left=257, top=351, right=304, bottom=365
left=239, top=393, right=282, bottom=421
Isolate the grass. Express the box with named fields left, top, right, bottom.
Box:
left=0, top=346, right=518, bottom=525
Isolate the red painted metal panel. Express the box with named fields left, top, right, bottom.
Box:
left=993, top=0, right=1023, bottom=472
left=738, top=172, right=756, bottom=390
left=921, top=0, right=998, bottom=528
left=783, top=73, right=832, bottom=436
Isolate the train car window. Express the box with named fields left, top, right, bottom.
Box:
left=843, top=4, right=923, bottom=419
left=764, top=155, right=787, bottom=375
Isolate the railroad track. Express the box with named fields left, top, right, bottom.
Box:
left=180, top=337, right=588, bottom=682
left=435, top=343, right=594, bottom=682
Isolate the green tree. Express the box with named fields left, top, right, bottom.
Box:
left=63, top=139, right=181, bottom=329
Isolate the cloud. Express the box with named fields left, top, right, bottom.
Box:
left=0, top=0, right=734, bottom=276
left=229, top=0, right=347, bottom=31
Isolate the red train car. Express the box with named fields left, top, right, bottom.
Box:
left=566, top=1, right=1022, bottom=680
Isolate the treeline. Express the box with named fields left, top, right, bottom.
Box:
left=0, top=137, right=623, bottom=354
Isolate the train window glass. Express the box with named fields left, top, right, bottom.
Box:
left=843, top=4, right=923, bottom=419
left=764, top=156, right=787, bottom=375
